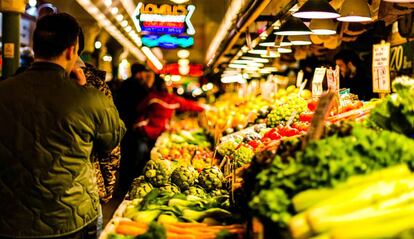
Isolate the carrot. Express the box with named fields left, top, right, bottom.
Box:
left=165, top=224, right=194, bottom=234
left=118, top=220, right=148, bottom=229
left=115, top=225, right=147, bottom=236
left=167, top=233, right=196, bottom=239
left=166, top=222, right=208, bottom=228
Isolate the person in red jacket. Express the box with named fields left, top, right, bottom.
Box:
left=134, top=75, right=204, bottom=142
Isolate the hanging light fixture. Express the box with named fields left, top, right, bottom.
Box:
left=337, top=0, right=372, bottom=22
left=275, top=16, right=312, bottom=36
left=288, top=35, right=312, bottom=45
left=248, top=45, right=273, bottom=55
left=309, top=19, right=337, bottom=35
left=259, top=35, right=292, bottom=47
left=241, top=54, right=270, bottom=63
left=278, top=47, right=292, bottom=53
left=261, top=51, right=280, bottom=58
left=259, top=34, right=277, bottom=47
left=293, top=0, right=340, bottom=19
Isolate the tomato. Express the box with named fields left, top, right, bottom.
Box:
left=299, top=112, right=314, bottom=122
left=248, top=140, right=261, bottom=149
left=268, top=131, right=281, bottom=140
left=307, top=100, right=318, bottom=111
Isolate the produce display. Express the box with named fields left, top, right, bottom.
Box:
left=102, top=77, right=414, bottom=239
left=368, top=77, right=414, bottom=137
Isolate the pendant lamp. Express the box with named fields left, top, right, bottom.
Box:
left=337, top=0, right=372, bottom=22
left=309, top=19, right=337, bottom=35
left=241, top=54, right=270, bottom=63
left=278, top=47, right=292, bottom=53
left=259, top=35, right=292, bottom=47
left=275, top=16, right=312, bottom=36
left=293, top=0, right=340, bottom=19
left=288, top=35, right=312, bottom=45
left=248, top=45, right=273, bottom=55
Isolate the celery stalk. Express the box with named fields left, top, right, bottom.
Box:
left=289, top=212, right=312, bottom=239
left=307, top=176, right=414, bottom=233
left=292, top=164, right=411, bottom=213
left=330, top=204, right=414, bottom=238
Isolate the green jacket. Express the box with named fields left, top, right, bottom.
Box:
left=0, top=62, right=126, bottom=238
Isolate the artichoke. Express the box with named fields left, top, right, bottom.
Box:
left=198, top=167, right=225, bottom=192
left=209, top=189, right=229, bottom=197
left=144, top=159, right=173, bottom=187
left=128, top=176, right=153, bottom=199
left=129, top=182, right=153, bottom=199
left=171, top=166, right=199, bottom=191
left=158, top=184, right=180, bottom=195
left=183, top=186, right=207, bottom=198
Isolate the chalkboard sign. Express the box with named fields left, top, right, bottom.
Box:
left=390, top=41, right=414, bottom=76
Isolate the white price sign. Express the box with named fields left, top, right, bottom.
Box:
left=372, top=42, right=391, bottom=93
left=312, top=67, right=326, bottom=97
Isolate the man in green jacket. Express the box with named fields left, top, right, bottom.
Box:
left=0, top=13, right=126, bottom=238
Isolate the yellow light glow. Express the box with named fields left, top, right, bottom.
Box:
left=142, top=46, right=163, bottom=70
left=177, top=49, right=190, bottom=59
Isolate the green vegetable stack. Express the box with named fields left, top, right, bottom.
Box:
left=171, top=166, right=199, bottom=191
left=129, top=176, right=153, bottom=199
left=369, top=87, right=414, bottom=137
left=198, top=167, right=225, bottom=192
left=144, top=159, right=174, bottom=187
left=249, top=125, right=414, bottom=228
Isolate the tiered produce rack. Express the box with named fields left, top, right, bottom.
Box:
left=101, top=77, right=414, bottom=239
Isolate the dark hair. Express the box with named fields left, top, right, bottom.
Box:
left=334, top=49, right=361, bottom=65
left=78, top=28, right=85, bottom=56
left=33, top=13, right=80, bottom=59
left=153, top=75, right=167, bottom=93
left=131, top=63, right=148, bottom=77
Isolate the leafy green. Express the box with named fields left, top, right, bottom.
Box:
left=369, top=89, right=414, bottom=137
left=249, top=126, right=414, bottom=227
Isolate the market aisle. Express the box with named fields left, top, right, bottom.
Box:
left=102, top=193, right=125, bottom=226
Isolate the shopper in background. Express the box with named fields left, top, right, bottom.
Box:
left=116, top=63, right=155, bottom=192
left=133, top=75, right=205, bottom=164
left=0, top=13, right=125, bottom=239
left=334, top=49, right=375, bottom=100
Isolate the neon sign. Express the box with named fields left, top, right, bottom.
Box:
left=133, top=3, right=195, bottom=35
left=142, top=34, right=194, bottom=49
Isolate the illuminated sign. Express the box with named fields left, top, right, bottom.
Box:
left=142, top=34, right=194, bottom=49
left=133, top=3, right=195, bottom=35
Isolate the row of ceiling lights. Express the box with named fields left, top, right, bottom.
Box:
left=222, top=0, right=377, bottom=80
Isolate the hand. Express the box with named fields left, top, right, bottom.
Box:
left=71, top=67, right=87, bottom=86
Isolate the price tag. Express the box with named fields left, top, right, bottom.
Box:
left=303, top=90, right=336, bottom=148
left=372, top=41, right=391, bottom=93
left=296, top=70, right=304, bottom=88
left=326, top=68, right=334, bottom=90
left=335, top=65, right=340, bottom=90
left=312, top=67, right=326, bottom=97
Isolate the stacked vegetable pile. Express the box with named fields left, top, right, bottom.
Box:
left=129, top=161, right=227, bottom=201
left=369, top=77, right=414, bottom=137
left=247, top=124, right=414, bottom=237
left=152, top=129, right=215, bottom=170
left=289, top=164, right=414, bottom=238
left=107, top=189, right=244, bottom=239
